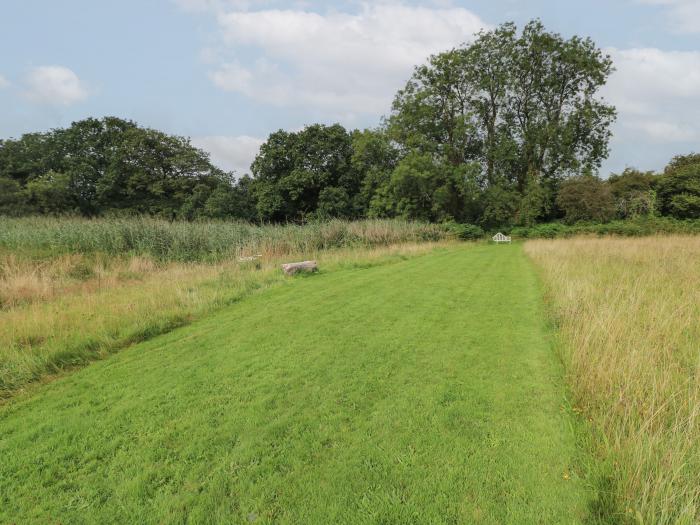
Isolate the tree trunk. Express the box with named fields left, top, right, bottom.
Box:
left=281, top=261, right=318, bottom=276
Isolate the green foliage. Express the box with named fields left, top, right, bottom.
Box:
left=443, top=222, right=485, bottom=240
left=389, top=20, right=616, bottom=226
left=657, top=154, right=700, bottom=219
left=25, top=170, right=76, bottom=213
left=0, top=117, right=252, bottom=220
left=12, top=24, right=700, bottom=231
left=480, top=184, right=520, bottom=228
left=608, top=168, right=659, bottom=218
left=315, top=186, right=352, bottom=219
left=510, top=217, right=700, bottom=239
left=350, top=129, right=398, bottom=214
left=251, top=124, right=359, bottom=221
left=0, top=176, right=27, bottom=215
left=556, top=174, right=615, bottom=223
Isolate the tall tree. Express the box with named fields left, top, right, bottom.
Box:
left=389, top=20, right=616, bottom=225
left=657, top=154, right=700, bottom=219
left=0, top=117, right=249, bottom=219
left=251, top=124, right=358, bottom=221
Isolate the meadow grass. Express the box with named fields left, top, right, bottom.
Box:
left=0, top=216, right=448, bottom=262
left=525, top=236, right=700, bottom=524
left=0, top=244, right=590, bottom=523
left=0, top=241, right=447, bottom=398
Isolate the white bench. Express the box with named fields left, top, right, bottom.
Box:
left=492, top=232, right=511, bottom=244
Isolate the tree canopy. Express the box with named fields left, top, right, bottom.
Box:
left=3, top=21, right=695, bottom=227
left=0, top=117, right=254, bottom=220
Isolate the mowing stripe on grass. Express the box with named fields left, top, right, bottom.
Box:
left=0, top=244, right=590, bottom=524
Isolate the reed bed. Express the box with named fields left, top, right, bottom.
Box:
left=525, top=236, right=700, bottom=524
left=0, top=217, right=447, bottom=262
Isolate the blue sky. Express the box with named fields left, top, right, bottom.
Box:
left=1, top=0, right=699, bottom=176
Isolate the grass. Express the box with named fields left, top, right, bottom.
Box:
left=0, top=244, right=590, bottom=523
left=0, top=242, right=446, bottom=398
left=525, top=236, right=700, bottom=524
left=0, top=216, right=448, bottom=262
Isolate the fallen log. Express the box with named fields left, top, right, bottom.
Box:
left=281, top=260, right=318, bottom=276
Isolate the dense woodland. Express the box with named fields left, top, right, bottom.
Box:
left=1, top=21, right=699, bottom=226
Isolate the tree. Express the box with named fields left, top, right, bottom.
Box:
left=389, top=20, right=615, bottom=225
left=350, top=129, right=399, bottom=215
left=370, top=152, right=480, bottom=222
left=0, top=176, right=27, bottom=215
left=201, top=175, right=257, bottom=221
left=251, top=124, right=358, bottom=221
left=657, top=154, right=700, bottom=219
left=608, top=168, right=658, bottom=218
left=0, top=117, right=233, bottom=219
left=556, top=174, right=615, bottom=223
left=316, top=187, right=352, bottom=219
left=25, top=171, right=75, bottom=214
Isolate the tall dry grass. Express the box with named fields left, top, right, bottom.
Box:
left=525, top=236, right=700, bottom=524
left=0, top=240, right=451, bottom=398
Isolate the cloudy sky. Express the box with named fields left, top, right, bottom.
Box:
left=1, top=0, right=699, bottom=176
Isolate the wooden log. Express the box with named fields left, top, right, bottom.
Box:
left=281, top=260, right=318, bottom=276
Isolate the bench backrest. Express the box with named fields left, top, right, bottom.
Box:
left=492, top=232, right=511, bottom=243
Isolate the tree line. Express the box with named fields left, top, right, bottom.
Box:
left=1, top=21, right=699, bottom=225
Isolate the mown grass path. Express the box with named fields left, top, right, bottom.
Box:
left=0, top=245, right=589, bottom=523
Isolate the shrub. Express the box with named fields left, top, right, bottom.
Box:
left=556, top=174, right=615, bottom=223
left=507, top=217, right=700, bottom=239
left=443, top=222, right=485, bottom=241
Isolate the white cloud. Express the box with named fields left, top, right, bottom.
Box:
left=207, top=3, right=488, bottom=115
left=23, top=66, right=89, bottom=106
left=192, top=135, right=264, bottom=174
left=638, top=0, right=700, bottom=33
left=0, top=75, right=9, bottom=89
left=603, top=47, right=700, bottom=144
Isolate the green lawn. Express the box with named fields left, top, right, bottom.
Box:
left=0, top=244, right=590, bottom=523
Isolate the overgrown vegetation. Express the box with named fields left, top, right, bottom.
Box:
left=510, top=216, right=700, bottom=239
left=526, top=237, right=700, bottom=524
left=0, top=217, right=447, bottom=262
left=0, top=218, right=449, bottom=397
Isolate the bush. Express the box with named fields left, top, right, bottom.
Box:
left=556, top=174, right=615, bottom=223
left=443, top=222, right=485, bottom=241
left=507, top=217, right=700, bottom=239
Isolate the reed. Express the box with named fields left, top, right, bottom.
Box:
left=0, top=217, right=447, bottom=262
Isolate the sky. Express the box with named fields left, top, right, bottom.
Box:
left=1, top=0, right=699, bottom=177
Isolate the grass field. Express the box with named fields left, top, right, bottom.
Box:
left=526, top=236, right=700, bottom=524
left=0, top=242, right=446, bottom=398
left=0, top=216, right=449, bottom=398
left=0, top=244, right=590, bottom=523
